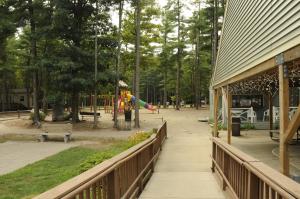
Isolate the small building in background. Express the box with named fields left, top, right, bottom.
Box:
left=0, top=88, right=32, bottom=111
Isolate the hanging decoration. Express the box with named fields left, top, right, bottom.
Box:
left=228, top=62, right=300, bottom=96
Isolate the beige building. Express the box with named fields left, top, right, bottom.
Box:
left=0, top=88, right=32, bottom=111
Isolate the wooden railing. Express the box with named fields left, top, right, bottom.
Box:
left=34, top=122, right=167, bottom=199
left=212, top=137, right=300, bottom=199
left=0, top=110, right=31, bottom=119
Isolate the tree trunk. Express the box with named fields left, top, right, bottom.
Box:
left=52, top=96, right=65, bottom=122
left=196, top=1, right=201, bottom=109
left=71, top=91, right=79, bottom=123
left=29, top=0, right=39, bottom=124
left=175, top=0, right=181, bottom=110
left=212, top=0, right=218, bottom=66
left=94, top=1, right=99, bottom=128
left=42, top=68, right=48, bottom=114
left=1, top=81, right=4, bottom=112
left=114, top=1, right=123, bottom=128
left=163, top=12, right=168, bottom=108
left=134, top=0, right=141, bottom=128
left=163, top=71, right=167, bottom=108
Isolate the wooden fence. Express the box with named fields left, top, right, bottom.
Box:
left=34, top=122, right=167, bottom=199
left=0, top=110, right=31, bottom=119
left=212, top=137, right=300, bottom=199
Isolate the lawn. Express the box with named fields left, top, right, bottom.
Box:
left=0, top=132, right=151, bottom=199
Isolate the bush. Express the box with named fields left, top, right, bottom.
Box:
left=29, top=111, right=46, bottom=121
left=241, top=123, right=255, bottom=130
left=127, top=131, right=152, bottom=147
left=78, top=131, right=152, bottom=173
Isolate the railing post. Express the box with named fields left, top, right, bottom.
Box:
left=222, top=153, right=229, bottom=191
left=247, top=171, right=259, bottom=199
left=18, top=110, right=20, bottom=118
left=150, top=142, right=155, bottom=171
left=107, top=169, right=120, bottom=199
left=211, top=141, right=216, bottom=172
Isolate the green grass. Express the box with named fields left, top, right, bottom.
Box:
left=0, top=132, right=152, bottom=199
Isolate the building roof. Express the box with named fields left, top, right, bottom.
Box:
left=212, top=0, right=300, bottom=87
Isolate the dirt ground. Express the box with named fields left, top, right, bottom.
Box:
left=0, top=108, right=165, bottom=175
left=0, top=108, right=164, bottom=139
left=1, top=107, right=299, bottom=182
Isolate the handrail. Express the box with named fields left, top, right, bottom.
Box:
left=34, top=122, right=167, bottom=199
left=212, top=137, right=300, bottom=199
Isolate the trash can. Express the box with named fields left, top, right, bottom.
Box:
left=124, top=110, right=132, bottom=130
left=232, top=117, right=241, bottom=136
left=124, top=110, right=132, bottom=121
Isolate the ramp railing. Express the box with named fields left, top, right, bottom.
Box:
left=35, top=122, right=167, bottom=199
left=212, top=137, right=300, bottom=199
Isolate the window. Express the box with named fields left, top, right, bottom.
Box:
left=20, top=96, right=25, bottom=102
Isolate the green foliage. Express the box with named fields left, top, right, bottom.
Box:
left=79, top=131, right=152, bottom=173
left=218, top=123, right=227, bottom=130
left=0, top=147, right=98, bottom=199
left=241, top=123, right=255, bottom=130
left=0, top=131, right=152, bottom=199
left=0, top=0, right=225, bottom=114
left=29, top=111, right=46, bottom=121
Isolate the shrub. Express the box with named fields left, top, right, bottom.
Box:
left=127, top=131, right=152, bottom=147
left=78, top=131, right=152, bottom=173
left=241, top=123, right=255, bottom=130
left=29, top=111, right=46, bottom=121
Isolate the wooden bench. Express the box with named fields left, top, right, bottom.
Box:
left=79, top=112, right=100, bottom=120
left=39, top=123, right=72, bottom=143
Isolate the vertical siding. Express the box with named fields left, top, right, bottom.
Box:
left=213, top=0, right=300, bottom=86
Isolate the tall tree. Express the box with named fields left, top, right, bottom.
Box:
left=113, top=0, right=123, bottom=128
left=212, top=0, right=218, bottom=66
left=52, top=0, right=112, bottom=123
left=93, top=1, right=99, bottom=128
left=160, top=6, right=175, bottom=108
left=134, top=0, right=141, bottom=128
left=175, top=0, right=182, bottom=110
left=0, top=1, right=16, bottom=112
left=28, top=0, right=40, bottom=124
left=195, top=0, right=201, bottom=109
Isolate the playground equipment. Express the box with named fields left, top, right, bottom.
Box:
left=119, top=90, right=156, bottom=112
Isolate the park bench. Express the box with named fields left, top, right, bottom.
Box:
left=79, top=111, right=100, bottom=120
left=39, top=123, right=72, bottom=143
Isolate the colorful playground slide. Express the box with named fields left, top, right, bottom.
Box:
left=126, top=94, right=156, bottom=111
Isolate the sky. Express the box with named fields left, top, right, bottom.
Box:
left=110, top=0, right=203, bottom=26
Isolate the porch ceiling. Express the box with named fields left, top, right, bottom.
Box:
left=227, top=62, right=300, bottom=96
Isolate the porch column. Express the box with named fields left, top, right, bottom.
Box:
left=278, top=64, right=289, bottom=176
left=227, top=86, right=232, bottom=144
left=213, top=89, right=219, bottom=137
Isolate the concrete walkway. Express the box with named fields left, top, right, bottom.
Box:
left=140, top=108, right=230, bottom=199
